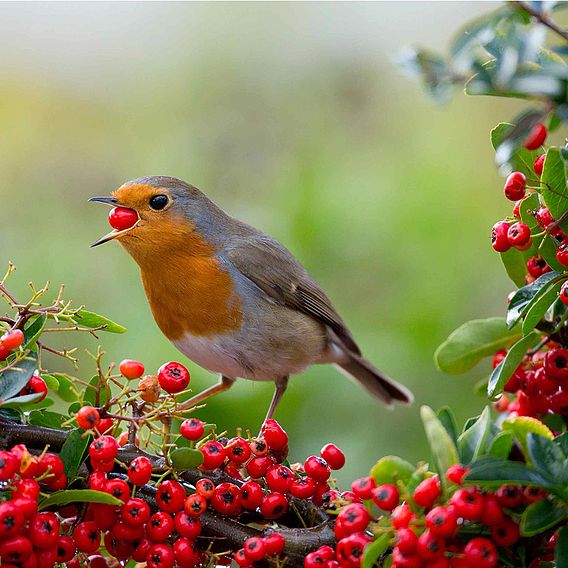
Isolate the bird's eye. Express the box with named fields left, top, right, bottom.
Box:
left=149, top=194, right=169, bottom=211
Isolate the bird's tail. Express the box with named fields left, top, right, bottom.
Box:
left=335, top=352, right=413, bottom=408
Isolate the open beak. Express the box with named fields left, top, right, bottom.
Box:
left=89, top=196, right=137, bottom=247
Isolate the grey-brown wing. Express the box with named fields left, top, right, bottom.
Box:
left=226, top=237, right=361, bottom=356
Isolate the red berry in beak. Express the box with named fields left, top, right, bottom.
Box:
left=108, top=207, right=138, bottom=231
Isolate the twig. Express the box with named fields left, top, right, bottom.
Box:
left=515, top=1, right=568, bottom=42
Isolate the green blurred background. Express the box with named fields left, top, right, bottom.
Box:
left=0, top=2, right=526, bottom=484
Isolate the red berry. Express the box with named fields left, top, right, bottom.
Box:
left=146, top=543, right=175, bottom=568
left=491, top=518, right=520, bottom=546
left=89, top=435, right=118, bottom=462
left=146, top=512, right=174, bottom=542
left=304, top=456, right=331, bottom=482
left=413, top=475, right=441, bottom=508
left=199, top=440, right=226, bottom=470
left=235, top=548, right=252, bottom=567
left=395, top=528, right=418, bottom=555
left=450, top=487, right=484, bottom=520
left=196, top=478, right=215, bottom=499
left=261, top=419, right=288, bottom=451
left=157, top=361, right=190, bottom=394
left=417, top=530, right=445, bottom=561
left=1, top=329, right=24, bottom=350
left=391, top=502, right=414, bottom=529
left=156, top=480, right=186, bottom=513
left=336, top=503, right=370, bottom=534
left=179, top=419, right=204, bottom=441
left=523, top=485, right=547, bottom=504
left=391, top=548, right=422, bottom=568
left=246, top=455, right=274, bottom=478
left=507, top=222, right=531, bottom=247
left=544, top=348, right=568, bottom=382
left=372, top=484, right=399, bottom=511
left=0, top=535, right=33, bottom=564
left=425, top=506, right=457, bottom=538
left=211, top=482, right=242, bottom=516
left=0, top=502, right=24, bottom=539
left=480, top=494, right=505, bottom=526
left=173, top=537, right=199, bottom=568
left=121, top=497, right=150, bottom=526
left=108, top=207, right=138, bottom=231
left=463, top=537, right=498, bottom=568
left=128, top=456, right=152, bottom=486
left=265, top=532, right=285, bottom=556
left=184, top=493, right=207, bottom=517
left=38, top=452, right=64, bottom=480
left=556, top=244, right=568, bottom=267
left=73, top=521, right=101, bottom=553
left=119, top=359, right=145, bottom=379
left=446, top=464, right=469, bottom=485
left=0, top=450, right=18, bottom=481
left=105, top=478, right=130, bottom=502
left=491, top=221, right=511, bottom=252
left=290, top=477, right=317, bottom=499
left=174, top=511, right=202, bottom=539
left=244, top=536, right=267, bottom=561
left=19, top=375, right=47, bottom=402
left=527, top=255, right=551, bottom=278
left=29, top=511, right=59, bottom=549
left=260, top=492, right=288, bottom=519
left=0, top=344, right=10, bottom=361
left=224, top=437, right=251, bottom=464
left=320, top=443, right=345, bottom=470
left=336, top=532, right=371, bottom=566
left=96, top=417, right=114, bottom=435
left=534, top=154, right=546, bottom=176
left=240, top=480, right=264, bottom=510
left=536, top=206, right=555, bottom=229
left=265, top=464, right=294, bottom=493
left=560, top=281, right=568, bottom=306
left=56, top=535, right=75, bottom=563
left=524, top=123, right=547, bottom=150
left=76, top=406, right=100, bottom=430
left=495, top=484, right=523, bottom=508
left=504, top=172, right=526, bottom=201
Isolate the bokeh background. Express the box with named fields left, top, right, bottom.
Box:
left=0, top=2, right=526, bottom=484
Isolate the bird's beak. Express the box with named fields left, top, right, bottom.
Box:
left=89, top=195, right=137, bottom=248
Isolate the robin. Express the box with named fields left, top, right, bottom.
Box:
left=90, top=176, right=413, bottom=419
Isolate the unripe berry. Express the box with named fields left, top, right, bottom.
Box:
left=108, top=207, right=138, bottom=231
left=504, top=172, right=526, bottom=201
left=523, top=122, right=547, bottom=150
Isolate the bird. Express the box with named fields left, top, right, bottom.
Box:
left=89, top=176, right=413, bottom=420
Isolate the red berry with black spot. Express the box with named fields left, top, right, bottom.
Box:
left=337, top=503, right=370, bottom=534
left=534, top=153, right=546, bottom=176
left=29, top=511, right=59, bottom=549
left=147, top=511, right=174, bottom=542
left=417, top=530, right=445, bottom=561
left=507, top=222, right=531, bottom=248
left=73, top=521, right=101, bottom=554
left=196, top=478, right=215, bottom=499
left=527, top=255, right=551, bottom=278
left=335, top=532, right=371, bottom=566
left=524, top=122, right=547, bottom=150
left=56, top=535, right=75, bottom=563
left=544, top=349, right=568, bottom=382
left=0, top=535, right=33, bottom=564
left=19, top=375, right=47, bottom=402
left=561, top=281, right=568, bottom=306
left=450, top=487, right=484, bottom=520
left=199, top=440, right=226, bottom=470
left=157, top=361, right=190, bottom=394
left=265, top=532, right=286, bottom=556
left=180, top=418, right=204, bottom=441
left=146, top=543, right=175, bottom=568
left=413, top=475, right=441, bottom=508
left=89, top=435, right=118, bottom=462
left=463, top=537, right=498, bottom=568
left=174, top=511, right=202, bottom=539
left=226, top=437, right=251, bottom=464
left=504, top=172, right=526, bottom=201
left=425, top=506, right=457, bottom=538
left=0, top=502, right=24, bottom=539
left=491, top=221, right=511, bottom=252
left=260, top=492, right=288, bottom=519
left=556, top=244, right=568, bottom=267
left=304, top=456, right=331, bottom=482
left=395, top=528, right=418, bottom=555
left=265, top=464, right=294, bottom=493
left=1, top=329, right=24, bottom=350
left=121, top=497, right=150, bottom=526
left=372, top=483, right=399, bottom=511
left=234, top=548, right=251, bottom=567
left=156, top=479, right=186, bottom=513
left=491, top=518, right=520, bottom=546
left=446, top=463, right=469, bottom=485
left=244, top=536, right=267, bottom=561
left=105, top=478, right=130, bottom=502
left=0, top=450, right=18, bottom=481
left=261, top=419, right=288, bottom=451
left=211, top=482, right=242, bottom=516
left=523, top=485, right=547, bottom=504
left=184, top=493, right=207, bottom=517
left=128, top=456, right=152, bottom=486
left=320, top=443, right=345, bottom=470
left=119, top=359, right=145, bottom=379
left=496, top=484, right=524, bottom=508
left=290, top=476, right=317, bottom=499
left=173, top=537, right=200, bottom=568
left=240, top=480, right=264, bottom=510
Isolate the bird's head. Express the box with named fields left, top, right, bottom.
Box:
left=90, top=176, right=226, bottom=261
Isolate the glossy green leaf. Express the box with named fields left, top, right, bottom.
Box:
left=488, top=332, right=541, bottom=397
left=523, top=279, right=565, bottom=333
left=23, top=314, right=47, bottom=350
left=420, top=406, right=459, bottom=482
left=507, top=272, right=562, bottom=328
left=437, top=407, right=458, bottom=446
left=521, top=498, right=566, bottom=536
left=467, top=457, right=554, bottom=489
left=70, top=309, right=126, bottom=334
left=0, top=352, right=38, bottom=402
left=42, top=373, right=80, bottom=403
left=435, top=317, right=522, bottom=374
left=458, top=407, right=491, bottom=464
left=170, top=447, right=204, bottom=469
left=527, top=433, right=566, bottom=479
left=362, top=534, right=390, bottom=568
left=59, top=429, right=91, bottom=480
left=502, top=416, right=554, bottom=458
left=370, top=456, right=415, bottom=486
left=28, top=410, right=67, bottom=429
left=488, top=431, right=514, bottom=459
left=541, top=148, right=568, bottom=226
left=500, top=248, right=528, bottom=287
left=556, top=524, right=568, bottom=568
left=0, top=393, right=43, bottom=409
left=39, top=489, right=123, bottom=510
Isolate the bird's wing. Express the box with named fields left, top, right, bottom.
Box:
left=225, top=236, right=361, bottom=356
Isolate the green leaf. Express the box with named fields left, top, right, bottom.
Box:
left=527, top=433, right=566, bottom=479
left=500, top=248, right=528, bottom=287
left=523, top=279, right=565, bottom=334
left=507, top=272, right=562, bottom=328
left=170, top=447, right=204, bottom=470
left=467, top=457, right=554, bottom=489
left=541, top=148, right=568, bottom=226
left=42, top=373, right=80, bottom=403
left=488, top=332, right=541, bottom=397
left=370, top=456, right=416, bottom=486
left=437, top=407, right=459, bottom=446
left=59, top=429, right=91, bottom=480
left=0, top=352, right=38, bottom=402
left=488, top=431, right=514, bottom=459
left=39, top=489, right=123, bottom=510
left=28, top=410, right=67, bottom=430
left=457, top=407, right=492, bottom=464
left=556, top=524, right=568, bottom=568
left=362, top=534, right=390, bottom=568
left=420, top=406, right=459, bottom=483
left=502, top=416, right=554, bottom=458
left=23, top=314, right=47, bottom=350
left=0, top=393, right=43, bottom=409
left=434, top=318, right=522, bottom=374
left=522, top=498, right=566, bottom=537
left=491, top=121, right=542, bottom=174
left=70, top=309, right=126, bottom=334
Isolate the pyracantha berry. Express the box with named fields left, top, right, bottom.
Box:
left=157, top=361, right=190, bottom=394
left=108, top=207, right=139, bottom=231
left=119, top=359, right=145, bottom=379
left=180, top=418, right=204, bottom=441
left=523, top=123, right=547, bottom=150
left=155, top=479, right=186, bottom=513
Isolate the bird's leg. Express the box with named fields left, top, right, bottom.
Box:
left=264, top=376, right=289, bottom=422
left=178, top=375, right=235, bottom=411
